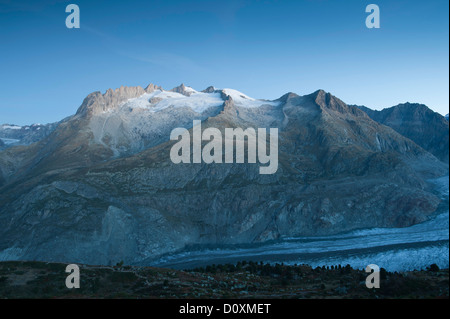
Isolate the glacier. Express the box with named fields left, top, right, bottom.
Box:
left=149, top=177, right=449, bottom=272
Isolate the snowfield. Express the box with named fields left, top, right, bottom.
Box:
left=120, top=87, right=280, bottom=113
left=223, top=88, right=281, bottom=108
left=121, top=90, right=224, bottom=113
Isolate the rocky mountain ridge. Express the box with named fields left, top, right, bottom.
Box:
left=355, top=103, right=449, bottom=163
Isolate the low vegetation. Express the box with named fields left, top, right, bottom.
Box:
left=0, top=261, right=447, bottom=299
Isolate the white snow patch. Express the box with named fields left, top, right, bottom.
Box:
left=222, top=88, right=280, bottom=108
left=123, top=90, right=224, bottom=113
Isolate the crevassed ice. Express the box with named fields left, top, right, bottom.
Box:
left=123, top=90, right=224, bottom=113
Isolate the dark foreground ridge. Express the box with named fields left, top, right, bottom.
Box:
left=0, top=261, right=448, bottom=299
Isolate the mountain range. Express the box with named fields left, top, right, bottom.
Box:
left=0, top=84, right=448, bottom=265
left=354, top=103, right=449, bottom=163
left=0, top=123, right=60, bottom=150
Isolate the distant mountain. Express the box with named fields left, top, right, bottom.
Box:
left=355, top=103, right=449, bottom=163
left=0, top=122, right=60, bottom=149
left=0, top=84, right=447, bottom=265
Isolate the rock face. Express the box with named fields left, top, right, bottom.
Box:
left=356, top=103, right=449, bottom=163
left=0, top=85, right=448, bottom=266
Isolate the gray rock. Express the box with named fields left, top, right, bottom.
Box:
left=0, top=85, right=447, bottom=266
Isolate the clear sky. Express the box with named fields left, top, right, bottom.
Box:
left=0, top=0, right=448, bottom=125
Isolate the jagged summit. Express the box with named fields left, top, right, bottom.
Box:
left=74, top=83, right=285, bottom=118
left=202, top=86, right=216, bottom=93
left=276, top=92, right=300, bottom=102
left=302, top=89, right=367, bottom=118
left=76, top=85, right=148, bottom=116
left=170, top=83, right=197, bottom=96
left=145, top=83, right=163, bottom=92
left=312, top=89, right=327, bottom=96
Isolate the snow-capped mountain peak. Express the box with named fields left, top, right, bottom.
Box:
left=113, top=85, right=280, bottom=114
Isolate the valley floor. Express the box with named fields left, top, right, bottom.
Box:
left=0, top=261, right=448, bottom=299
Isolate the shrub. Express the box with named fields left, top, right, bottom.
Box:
left=428, top=264, right=440, bottom=272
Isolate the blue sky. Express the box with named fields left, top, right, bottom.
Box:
left=0, top=0, right=448, bottom=125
